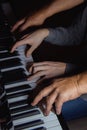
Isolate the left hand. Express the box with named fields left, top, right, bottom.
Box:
left=28, top=61, right=66, bottom=82
left=31, top=75, right=81, bottom=116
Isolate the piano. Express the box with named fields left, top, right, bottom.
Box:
left=0, top=2, right=69, bottom=130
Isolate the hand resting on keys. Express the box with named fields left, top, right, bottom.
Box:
left=27, top=61, right=66, bottom=83
left=31, top=72, right=87, bottom=116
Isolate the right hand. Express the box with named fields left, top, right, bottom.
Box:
left=11, top=11, right=45, bottom=32
left=11, top=29, right=49, bottom=57
left=31, top=74, right=82, bottom=115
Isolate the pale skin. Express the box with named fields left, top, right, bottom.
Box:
left=31, top=72, right=87, bottom=115
left=28, top=61, right=66, bottom=83
left=11, top=29, right=49, bottom=57
left=11, top=0, right=84, bottom=32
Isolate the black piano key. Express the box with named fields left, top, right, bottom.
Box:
left=14, top=119, right=44, bottom=130
left=0, top=58, right=22, bottom=69
left=12, top=109, right=40, bottom=120
left=0, top=37, right=14, bottom=48
left=7, top=90, right=30, bottom=99
left=2, top=68, right=27, bottom=85
left=11, top=105, right=36, bottom=115
left=31, top=127, right=47, bottom=130
left=6, top=84, right=31, bottom=95
left=0, top=51, right=18, bottom=60
left=9, top=100, right=28, bottom=109
left=0, top=46, right=8, bottom=52
left=0, top=24, right=12, bottom=38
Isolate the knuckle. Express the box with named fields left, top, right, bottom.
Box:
left=59, top=93, right=67, bottom=102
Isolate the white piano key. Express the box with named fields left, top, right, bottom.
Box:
left=13, top=110, right=59, bottom=126
left=23, top=120, right=61, bottom=130
left=9, top=100, right=28, bottom=109
left=47, top=125, right=62, bottom=130
left=0, top=50, right=8, bottom=53
left=6, top=87, right=32, bottom=96
left=0, top=56, right=19, bottom=61
left=5, top=80, right=31, bottom=89
left=8, top=95, right=28, bottom=104
left=1, top=65, right=23, bottom=72
left=11, top=107, right=39, bottom=116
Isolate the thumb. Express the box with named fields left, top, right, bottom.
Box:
left=11, top=19, right=25, bottom=32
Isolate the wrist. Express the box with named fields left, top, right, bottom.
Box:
left=39, top=28, right=49, bottom=39
left=43, top=29, right=49, bottom=38
left=76, top=72, right=87, bottom=95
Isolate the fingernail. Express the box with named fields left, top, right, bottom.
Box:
left=56, top=109, right=60, bottom=115
left=44, top=112, right=48, bottom=116
left=31, top=102, right=35, bottom=106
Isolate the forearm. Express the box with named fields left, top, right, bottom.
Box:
left=45, top=4, right=87, bottom=46
left=44, top=25, right=85, bottom=46
left=41, top=0, right=84, bottom=20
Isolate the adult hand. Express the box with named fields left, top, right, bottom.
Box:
left=11, top=29, right=49, bottom=57
left=11, top=11, right=45, bottom=32
left=31, top=75, right=81, bottom=116
left=28, top=61, right=66, bottom=82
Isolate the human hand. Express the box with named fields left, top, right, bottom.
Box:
left=11, top=11, right=45, bottom=32
left=28, top=61, right=66, bottom=82
left=11, top=29, right=49, bottom=57
left=31, top=75, right=81, bottom=116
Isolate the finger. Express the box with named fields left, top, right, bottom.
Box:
left=45, top=90, right=58, bottom=116
left=38, top=97, right=47, bottom=111
left=31, top=85, right=54, bottom=106
left=11, top=39, right=29, bottom=53
left=20, top=21, right=31, bottom=31
left=55, top=95, right=65, bottom=115
left=37, top=77, right=46, bottom=85
left=20, top=34, right=29, bottom=40
left=11, top=19, right=25, bottom=32
left=26, top=44, right=37, bottom=57
left=28, top=63, right=48, bottom=73
left=32, top=66, right=49, bottom=73
left=27, top=70, right=46, bottom=81
left=32, top=61, right=50, bottom=67
left=29, top=65, right=34, bottom=73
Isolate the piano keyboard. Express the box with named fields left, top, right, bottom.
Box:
left=0, top=7, right=68, bottom=130
left=0, top=43, right=64, bottom=130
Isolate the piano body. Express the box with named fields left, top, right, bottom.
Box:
left=0, top=1, right=69, bottom=130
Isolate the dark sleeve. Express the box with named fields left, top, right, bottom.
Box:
left=45, top=5, right=87, bottom=46
left=65, top=63, right=86, bottom=75
left=65, top=63, right=78, bottom=75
